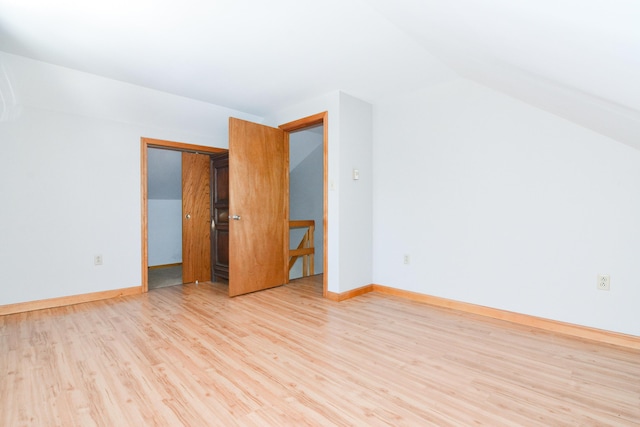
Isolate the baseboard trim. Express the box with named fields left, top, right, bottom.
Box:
left=326, top=285, right=374, bottom=302
left=0, top=286, right=142, bottom=316
left=148, top=263, right=182, bottom=270
left=330, top=283, right=640, bottom=350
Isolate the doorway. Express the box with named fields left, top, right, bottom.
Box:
left=279, top=112, right=328, bottom=297
left=288, top=124, right=324, bottom=280
left=140, top=112, right=328, bottom=297
left=140, top=138, right=226, bottom=292
left=147, top=147, right=182, bottom=289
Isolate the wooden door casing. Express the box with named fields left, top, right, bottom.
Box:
left=210, top=152, right=229, bottom=282
left=228, top=118, right=288, bottom=297
left=182, top=152, right=212, bottom=284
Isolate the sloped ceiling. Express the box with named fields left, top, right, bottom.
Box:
left=364, top=0, right=640, bottom=148
left=1, top=0, right=638, bottom=147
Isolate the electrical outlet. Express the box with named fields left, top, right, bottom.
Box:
left=403, top=254, right=410, bottom=265
left=94, top=255, right=103, bottom=266
left=597, top=274, right=610, bottom=291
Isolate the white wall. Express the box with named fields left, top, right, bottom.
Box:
left=9, top=50, right=630, bottom=338
left=0, top=52, right=373, bottom=303
left=372, top=78, right=640, bottom=336
left=0, top=52, right=260, bottom=305
left=265, top=91, right=373, bottom=293
left=338, top=94, right=374, bottom=292
left=148, top=200, right=182, bottom=266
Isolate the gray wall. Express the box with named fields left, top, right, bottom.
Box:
left=148, top=148, right=182, bottom=266
left=289, top=129, right=324, bottom=279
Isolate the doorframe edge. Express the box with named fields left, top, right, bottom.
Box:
left=140, top=137, right=227, bottom=293
left=279, top=112, right=329, bottom=298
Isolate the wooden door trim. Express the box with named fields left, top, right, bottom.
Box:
left=140, top=137, right=226, bottom=292
left=145, top=138, right=226, bottom=154
left=279, top=112, right=326, bottom=132
left=279, top=112, right=328, bottom=298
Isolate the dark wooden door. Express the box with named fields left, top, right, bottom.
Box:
left=210, top=152, right=229, bottom=281
left=182, top=152, right=211, bottom=284
left=228, top=118, right=288, bottom=297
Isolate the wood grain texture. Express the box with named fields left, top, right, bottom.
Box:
left=278, top=112, right=326, bottom=133
left=326, top=284, right=374, bottom=302
left=182, top=152, right=212, bottom=284
left=1, top=275, right=638, bottom=426
left=143, top=137, right=227, bottom=155
left=211, top=153, right=230, bottom=281
left=228, top=118, right=287, bottom=296
left=289, top=220, right=315, bottom=277
left=140, top=137, right=226, bottom=292
left=0, top=286, right=141, bottom=316
left=328, top=283, right=640, bottom=350
left=371, top=284, right=640, bottom=350
left=148, top=263, right=182, bottom=270
left=140, top=138, right=149, bottom=292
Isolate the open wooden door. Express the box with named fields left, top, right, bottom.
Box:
left=182, top=152, right=212, bottom=284
left=228, top=118, right=288, bottom=296
left=210, top=152, right=230, bottom=282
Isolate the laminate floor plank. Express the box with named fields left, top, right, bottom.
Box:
left=1, top=275, right=639, bottom=426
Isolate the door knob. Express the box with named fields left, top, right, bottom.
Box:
left=185, top=214, right=191, bottom=219
left=231, top=215, right=241, bottom=220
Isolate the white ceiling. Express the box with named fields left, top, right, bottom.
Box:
left=1, top=0, right=638, bottom=147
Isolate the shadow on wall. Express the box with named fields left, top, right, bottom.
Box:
left=289, top=128, right=324, bottom=280
left=0, top=62, right=22, bottom=123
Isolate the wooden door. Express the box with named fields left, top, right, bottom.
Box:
left=182, top=152, right=211, bottom=284
left=210, top=152, right=229, bottom=281
left=228, top=118, right=288, bottom=297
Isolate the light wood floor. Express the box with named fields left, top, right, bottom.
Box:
left=1, top=276, right=639, bottom=426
